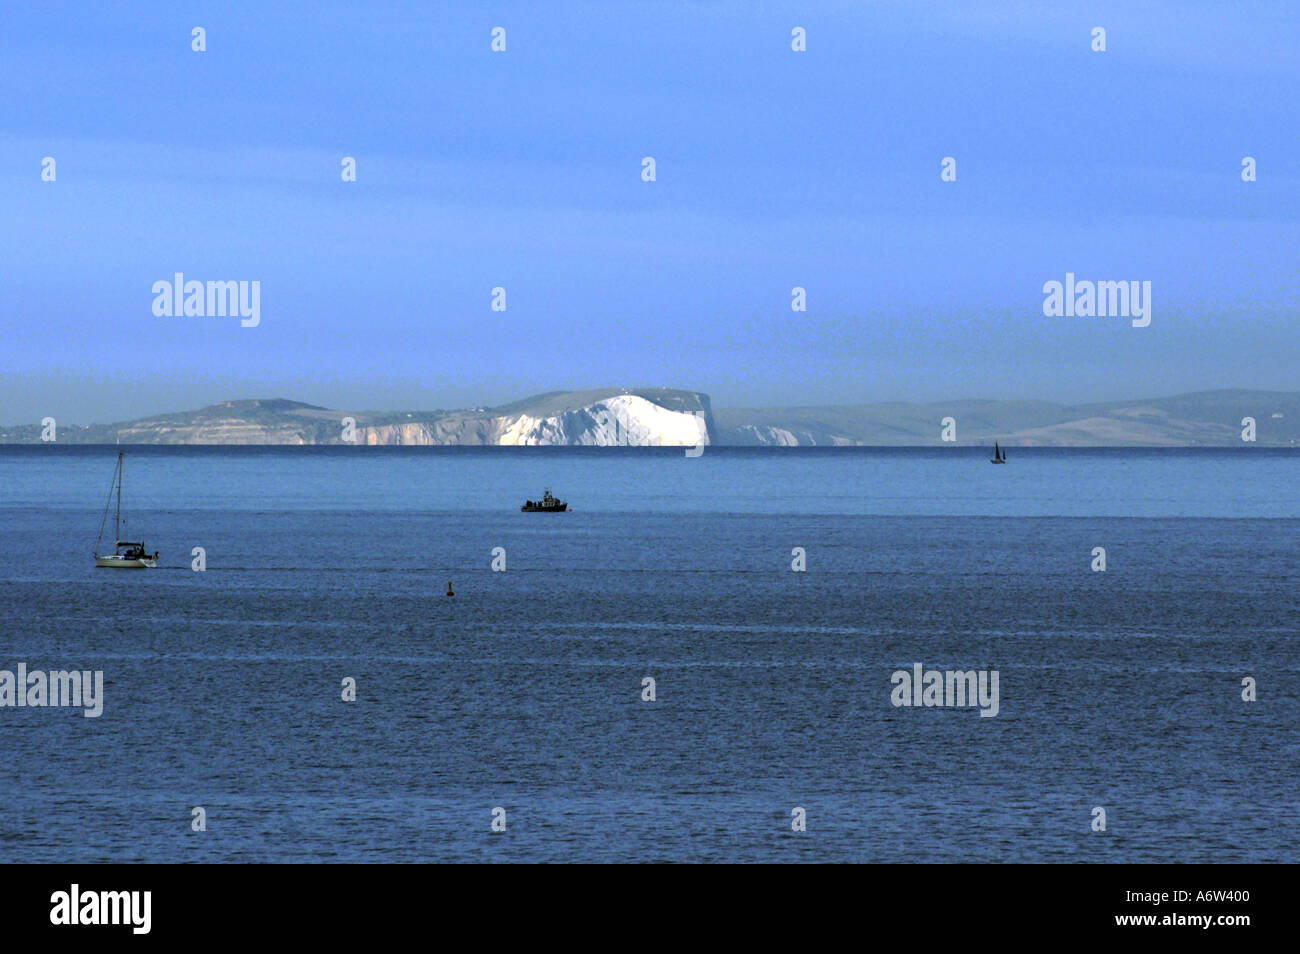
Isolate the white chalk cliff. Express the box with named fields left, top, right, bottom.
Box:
left=493, top=394, right=707, bottom=446
left=349, top=389, right=714, bottom=446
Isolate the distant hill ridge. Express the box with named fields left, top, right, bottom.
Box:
left=714, top=389, right=1299, bottom=446
left=1, top=388, right=1296, bottom=446
left=1, top=388, right=714, bottom=447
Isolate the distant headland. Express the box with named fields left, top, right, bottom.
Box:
left=2, top=388, right=1296, bottom=447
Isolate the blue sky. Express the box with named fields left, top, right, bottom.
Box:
left=1, top=0, right=1296, bottom=423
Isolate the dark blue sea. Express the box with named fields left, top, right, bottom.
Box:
left=1, top=446, right=1297, bottom=863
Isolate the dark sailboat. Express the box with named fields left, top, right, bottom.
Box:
left=521, top=488, right=568, bottom=512
left=989, top=442, right=1007, bottom=464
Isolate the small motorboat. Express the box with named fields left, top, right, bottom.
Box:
left=521, top=488, right=568, bottom=512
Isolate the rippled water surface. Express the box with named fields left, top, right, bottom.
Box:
left=1, top=446, right=1296, bottom=862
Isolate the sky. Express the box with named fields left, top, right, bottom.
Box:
left=1, top=0, right=1297, bottom=423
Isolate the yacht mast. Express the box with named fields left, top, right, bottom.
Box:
left=115, top=452, right=123, bottom=542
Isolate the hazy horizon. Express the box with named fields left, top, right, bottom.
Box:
left=6, top=383, right=1298, bottom=431
left=2, top=0, right=1296, bottom=423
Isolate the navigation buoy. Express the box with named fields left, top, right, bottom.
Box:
left=446, top=580, right=454, bottom=597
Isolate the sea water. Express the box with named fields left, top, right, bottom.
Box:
left=0, top=446, right=1296, bottom=862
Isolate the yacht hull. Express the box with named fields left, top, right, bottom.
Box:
left=95, top=555, right=157, bottom=568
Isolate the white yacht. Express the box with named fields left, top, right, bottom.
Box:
left=94, top=452, right=158, bottom=568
